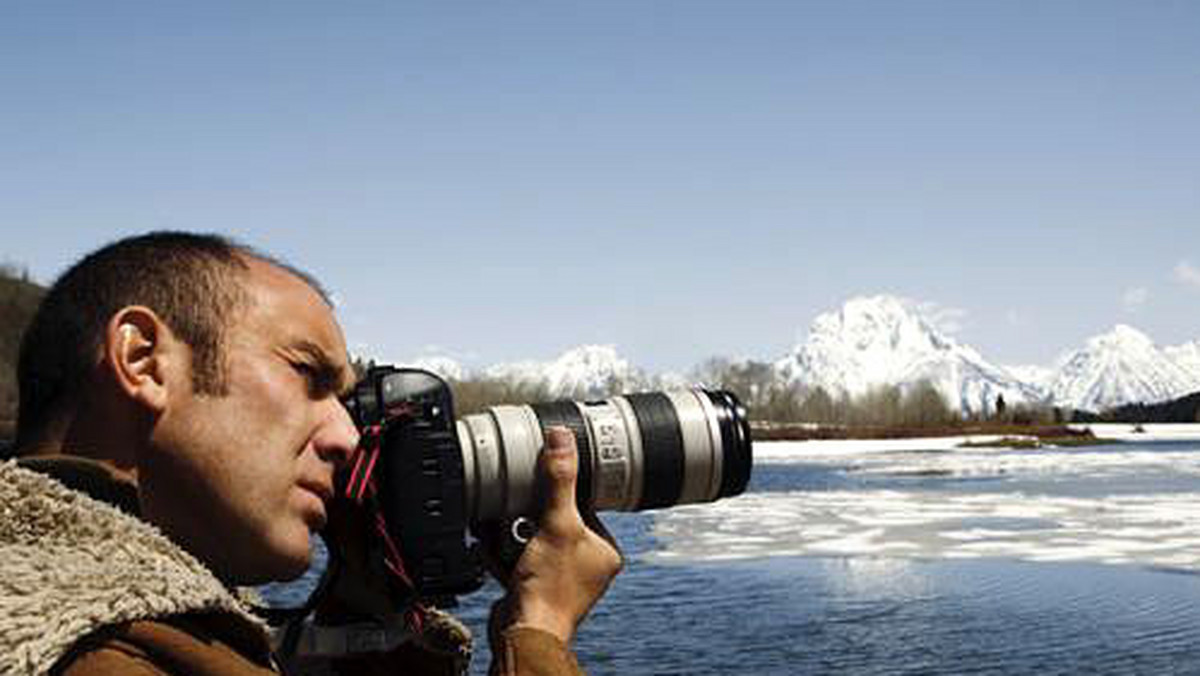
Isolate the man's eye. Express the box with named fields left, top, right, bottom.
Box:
left=292, top=363, right=318, bottom=388
left=293, top=362, right=333, bottom=397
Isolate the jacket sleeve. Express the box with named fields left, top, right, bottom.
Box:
left=489, top=628, right=586, bottom=676
left=55, top=643, right=171, bottom=676
left=52, top=618, right=279, bottom=676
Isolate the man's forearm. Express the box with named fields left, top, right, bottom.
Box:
left=490, top=627, right=585, bottom=676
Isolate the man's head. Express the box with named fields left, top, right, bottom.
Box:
left=17, top=232, right=359, bottom=583
left=19, top=232, right=251, bottom=445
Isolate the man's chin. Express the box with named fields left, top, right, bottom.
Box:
left=231, top=537, right=314, bottom=585
left=269, top=545, right=315, bottom=583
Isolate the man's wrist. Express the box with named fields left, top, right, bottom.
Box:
left=490, top=595, right=575, bottom=648
left=503, top=617, right=574, bottom=647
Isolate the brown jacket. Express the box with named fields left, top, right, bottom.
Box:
left=0, top=459, right=583, bottom=676
left=53, top=615, right=578, bottom=676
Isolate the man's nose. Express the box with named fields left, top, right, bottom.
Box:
left=313, top=399, right=360, bottom=466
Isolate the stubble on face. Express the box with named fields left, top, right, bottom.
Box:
left=139, top=258, right=357, bottom=584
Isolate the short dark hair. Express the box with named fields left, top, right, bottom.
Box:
left=15, top=231, right=329, bottom=446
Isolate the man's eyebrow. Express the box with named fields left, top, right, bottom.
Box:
left=293, top=340, right=354, bottom=397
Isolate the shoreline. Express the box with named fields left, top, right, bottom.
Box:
left=751, top=421, right=1200, bottom=444
left=752, top=423, right=1200, bottom=458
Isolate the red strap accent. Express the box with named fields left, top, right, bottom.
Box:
left=342, top=421, right=431, bottom=637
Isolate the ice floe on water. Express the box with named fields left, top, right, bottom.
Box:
left=650, top=431, right=1200, bottom=572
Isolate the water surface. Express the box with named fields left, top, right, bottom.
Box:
left=269, top=435, right=1200, bottom=674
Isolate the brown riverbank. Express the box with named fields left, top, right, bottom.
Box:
left=750, top=421, right=1098, bottom=443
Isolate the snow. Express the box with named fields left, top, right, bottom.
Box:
left=1005, top=364, right=1054, bottom=389
left=650, top=436, right=1200, bottom=569
left=484, top=344, right=648, bottom=397
left=774, top=298, right=1199, bottom=413
left=752, top=425, right=1200, bottom=462
left=775, top=295, right=1046, bottom=414
left=1047, top=325, right=1200, bottom=412
left=401, top=355, right=466, bottom=381
left=382, top=296, right=1200, bottom=414
left=1166, top=340, right=1200, bottom=378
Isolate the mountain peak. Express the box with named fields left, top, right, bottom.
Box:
left=812, top=295, right=950, bottom=355
left=779, top=295, right=1039, bottom=413
left=485, top=344, right=645, bottom=397
left=830, top=294, right=929, bottom=328
left=1089, top=324, right=1155, bottom=351
left=404, top=355, right=465, bottom=381
left=1049, top=325, right=1200, bottom=412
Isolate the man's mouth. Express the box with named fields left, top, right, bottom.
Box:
left=297, top=479, right=334, bottom=503
left=296, top=480, right=333, bottom=530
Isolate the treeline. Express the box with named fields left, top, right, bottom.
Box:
left=349, top=356, right=1077, bottom=428
left=1076, top=391, right=1200, bottom=424
left=690, top=357, right=1075, bottom=427
left=349, top=358, right=589, bottom=416
left=0, top=265, right=44, bottom=434
left=691, top=357, right=961, bottom=426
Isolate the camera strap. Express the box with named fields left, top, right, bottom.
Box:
left=283, top=614, right=415, bottom=657
left=343, top=421, right=430, bottom=636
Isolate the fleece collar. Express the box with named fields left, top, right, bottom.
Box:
left=0, top=459, right=267, bottom=675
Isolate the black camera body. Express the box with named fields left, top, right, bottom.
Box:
left=343, top=366, right=485, bottom=604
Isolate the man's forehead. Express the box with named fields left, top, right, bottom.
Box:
left=242, top=258, right=333, bottom=318
left=240, top=257, right=351, bottom=373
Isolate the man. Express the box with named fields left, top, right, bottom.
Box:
left=0, top=232, right=621, bottom=675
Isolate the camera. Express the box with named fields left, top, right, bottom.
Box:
left=341, top=365, right=753, bottom=604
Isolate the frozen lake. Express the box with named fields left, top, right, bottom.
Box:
left=270, top=426, right=1200, bottom=674
left=459, top=427, right=1200, bottom=674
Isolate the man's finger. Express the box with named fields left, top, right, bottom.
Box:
left=539, top=426, right=580, bottom=517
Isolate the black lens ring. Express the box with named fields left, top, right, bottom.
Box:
left=530, top=402, right=594, bottom=509
left=624, top=392, right=686, bottom=510
left=704, top=390, right=753, bottom=497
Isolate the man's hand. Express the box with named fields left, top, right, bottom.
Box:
left=489, top=427, right=624, bottom=646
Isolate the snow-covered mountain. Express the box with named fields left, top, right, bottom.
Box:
left=401, top=355, right=466, bottom=381
left=1047, top=325, right=1200, bottom=413
left=484, top=345, right=648, bottom=398
left=775, top=296, right=1045, bottom=414
left=378, top=298, right=1200, bottom=414
left=1166, top=340, right=1200, bottom=378
left=1005, top=364, right=1055, bottom=391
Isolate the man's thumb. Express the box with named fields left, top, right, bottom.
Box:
left=540, top=426, right=579, bottom=515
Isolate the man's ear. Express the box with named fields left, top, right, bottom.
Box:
left=104, top=307, right=179, bottom=414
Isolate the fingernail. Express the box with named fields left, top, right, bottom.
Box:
left=544, top=427, right=574, bottom=451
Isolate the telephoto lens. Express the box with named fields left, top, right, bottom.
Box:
left=342, top=366, right=753, bottom=600
left=457, top=389, right=753, bottom=522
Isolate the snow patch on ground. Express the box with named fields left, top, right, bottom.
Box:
left=650, top=434, right=1200, bottom=571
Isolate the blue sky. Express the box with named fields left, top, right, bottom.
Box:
left=3, top=1, right=1198, bottom=373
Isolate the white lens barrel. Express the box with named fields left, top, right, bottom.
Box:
left=457, top=388, right=749, bottom=523
left=664, top=390, right=724, bottom=505
left=575, top=399, right=642, bottom=512
left=457, top=406, right=543, bottom=521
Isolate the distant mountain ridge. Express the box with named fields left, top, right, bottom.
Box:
left=405, top=345, right=651, bottom=398
left=775, top=298, right=1200, bottom=414
left=397, top=295, right=1200, bottom=415
left=483, top=344, right=650, bottom=397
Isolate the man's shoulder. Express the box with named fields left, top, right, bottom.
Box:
left=55, top=615, right=277, bottom=676
left=0, top=459, right=272, bottom=675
